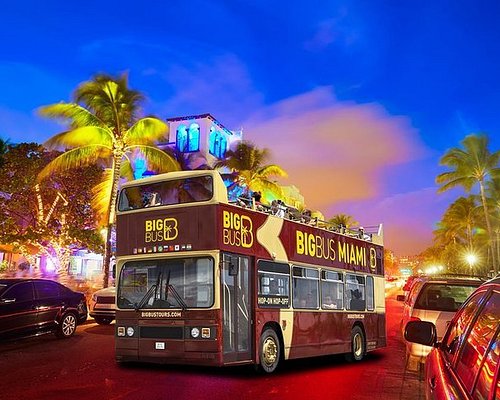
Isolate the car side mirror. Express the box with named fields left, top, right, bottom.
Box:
left=404, top=320, right=437, bottom=347
left=396, top=294, right=406, bottom=302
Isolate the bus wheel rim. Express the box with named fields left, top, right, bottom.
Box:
left=353, top=333, right=363, bottom=357
left=263, top=337, right=277, bottom=365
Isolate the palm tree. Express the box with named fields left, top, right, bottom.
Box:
left=327, top=213, right=358, bottom=229
left=38, top=73, right=179, bottom=286
left=486, top=176, right=500, bottom=270
left=214, top=141, right=287, bottom=203
left=436, top=134, right=500, bottom=273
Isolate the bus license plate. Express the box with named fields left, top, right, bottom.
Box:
left=155, top=342, right=165, bottom=350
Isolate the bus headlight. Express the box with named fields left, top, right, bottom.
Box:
left=126, top=327, right=135, bottom=337
left=191, top=327, right=200, bottom=338
left=117, top=326, right=125, bottom=337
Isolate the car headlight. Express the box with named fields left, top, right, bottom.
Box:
left=191, top=327, right=200, bottom=338
left=126, top=327, right=135, bottom=337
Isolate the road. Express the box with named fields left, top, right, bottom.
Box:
left=0, top=287, right=424, bottom=400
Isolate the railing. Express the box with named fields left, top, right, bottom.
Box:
left=229, top=196, right=381, bottom=243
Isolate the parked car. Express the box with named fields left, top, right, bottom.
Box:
left=398, top=275, right=484, bottom=364
left=0, top=278, right=88, bottom=340
left=405, top=276, right=500, bottom=400
left=89, top=286, right=116, bottom=324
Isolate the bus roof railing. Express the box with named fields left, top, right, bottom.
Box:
left=231, top=195, right=383, bottom=245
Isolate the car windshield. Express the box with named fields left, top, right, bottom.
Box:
left=117, top=257, right=214, bottom=309
left=415, top=283, right=479, bottom=312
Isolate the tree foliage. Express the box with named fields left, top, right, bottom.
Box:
left=0, top=142, right=104, bottom=277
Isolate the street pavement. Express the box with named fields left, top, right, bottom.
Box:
left=0, top=286, right=424, bottom=400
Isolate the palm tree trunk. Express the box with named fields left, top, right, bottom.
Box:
left=479, top=182, right=498, bottom=274
left=102, top=153, right=123, bottom=288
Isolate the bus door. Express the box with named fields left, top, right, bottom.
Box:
left=221, top=253, right=252, bottom=363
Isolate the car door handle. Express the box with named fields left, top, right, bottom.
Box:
left=428, top=376, right=436, bottom=390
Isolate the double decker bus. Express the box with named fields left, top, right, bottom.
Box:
left=114, top=170, right=386, bottom=372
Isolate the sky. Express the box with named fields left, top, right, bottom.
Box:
left=1, top=0, right=500, bottom=256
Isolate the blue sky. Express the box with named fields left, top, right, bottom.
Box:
left=1, top=0, right=500, bottom=255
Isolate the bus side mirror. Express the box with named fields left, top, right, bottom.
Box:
left=228, top=262, right=238, bottom=276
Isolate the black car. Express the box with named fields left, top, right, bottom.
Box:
left=0, top=278, right=88, bottom=340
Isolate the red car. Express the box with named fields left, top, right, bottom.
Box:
left=405, top=276, right=500, bottom=399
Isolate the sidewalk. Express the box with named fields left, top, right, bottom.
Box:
left=356, top=290, right=425, bottom=400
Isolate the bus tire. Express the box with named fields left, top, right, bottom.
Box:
left=259, top=328, right=280, bottom=373
left=345, top=326, right=365, bottom=362
left=55, top=312, right=78, bottom=338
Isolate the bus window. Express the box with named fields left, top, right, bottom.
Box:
left=321, top=271, right=343, bottom=309
left=366, top=276, right=374, bottom=311
left=346, top=274, right=366, bottom=311
left=257, top=261, right=290, bottom=308
left=292, top=266, right=319, bottom=309
left=118, top=175, right=214, bottom=211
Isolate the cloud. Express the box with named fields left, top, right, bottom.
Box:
left=155, top=54, right=264, bottom=127
left=242, top=87, right=429, bottom=209
left=334, top=187, right=456, bottom=255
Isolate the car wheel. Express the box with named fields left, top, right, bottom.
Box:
left=345, top=326, right=366, bottom=362
left=56, top=312, right=77, bottom=338
left=259, top=328, right=280, bottom=373
left=95, top=317, right=113, bottom=325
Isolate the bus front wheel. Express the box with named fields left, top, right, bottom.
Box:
left=345, top=326, right=365, bottom=362
left=259, top=328, right=280, bottom=373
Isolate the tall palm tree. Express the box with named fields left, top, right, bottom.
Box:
left=214, top=141, right=287, bottom=203
left=436, top=134, right=500, bottom=273
left=38, top=73, right=179, bottom=286
left=486, top=176, right=500, bottom=270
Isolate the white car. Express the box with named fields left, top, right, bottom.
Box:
left=398, top=276, right=483, bottom=364
left=89, top=286, right=116, bottom=325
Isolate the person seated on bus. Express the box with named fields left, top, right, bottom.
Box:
left=349, top=289, right=365, bottom=310
left=306, top=291, right=317, bottom=308
left=269, top=279, right=279, bottom=295
left=301, top=209, right=312, bottom=223
left=322, top=295, right=337, bottom=309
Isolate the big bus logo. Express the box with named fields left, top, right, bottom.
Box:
left=222, top=211, right=253, bottom=248
left=144, top=218, right=179, bottom=243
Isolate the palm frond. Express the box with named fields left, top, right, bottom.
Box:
left=257, top=165, right=288, bottom=178
left=91, top=168, right=113, bottom=227
left=43, top=126, right=114, bottom=150
left=124, top=118, right=168, bottom=144
left=38, top=103, right=106, bottom=128
left=120, top=159, right=135, bottom=181
left=38, top=145, right=112, bottom=181
left=126, top=145, right=180, bottom=173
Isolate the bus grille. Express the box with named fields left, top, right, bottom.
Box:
left=140, top=327, right=184, bottom=339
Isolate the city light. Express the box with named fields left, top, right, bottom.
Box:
left=465, top=253, right=477, bottom=272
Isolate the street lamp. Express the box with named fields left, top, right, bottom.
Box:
left=465, top=253, right=477, bottom=275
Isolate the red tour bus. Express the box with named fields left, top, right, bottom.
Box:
left=114, top=170, right=386, bottom=372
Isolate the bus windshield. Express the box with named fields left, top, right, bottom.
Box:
left=118, top=175, right=213, bottom=211
left=117, top=257, right=214, bottom=309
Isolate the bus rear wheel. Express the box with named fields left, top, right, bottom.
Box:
left=345, top=326, right=365, bottom=362
left=259, top=328, right=280, bottom=373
